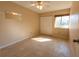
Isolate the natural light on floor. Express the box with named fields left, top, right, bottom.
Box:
left=32, top=37, right=52, bottom=42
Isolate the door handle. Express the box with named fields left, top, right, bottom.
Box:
left=73, top=39, right=79, bottom=43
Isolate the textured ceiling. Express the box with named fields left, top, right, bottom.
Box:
left=12, top=1, right=72, bottom=13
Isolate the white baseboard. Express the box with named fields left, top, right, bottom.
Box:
left=0, top=35, right=32, bottom=49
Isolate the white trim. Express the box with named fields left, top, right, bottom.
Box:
left=0, top=38, right=26, bottom=49
left=0, top=35, right=32, bottom=49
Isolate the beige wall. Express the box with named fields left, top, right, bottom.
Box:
left=0, top=2, right=39, bottom=48
left=40, top=9, right=70, bottom=40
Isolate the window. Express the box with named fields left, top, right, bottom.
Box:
left=54, top=15, right=69, bottom=29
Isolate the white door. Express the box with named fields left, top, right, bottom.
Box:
left=70, top=1, right=79, bottom=56
left=40, top=16, right=53, bottom=35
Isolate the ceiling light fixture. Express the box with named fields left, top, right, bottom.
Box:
left=31, top=1, right=44, bottom=10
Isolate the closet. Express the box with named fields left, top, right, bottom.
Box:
left=40, top=16, right=53, bottom=35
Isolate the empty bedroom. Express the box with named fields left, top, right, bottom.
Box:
left=0, top=1, right=79, bottom=57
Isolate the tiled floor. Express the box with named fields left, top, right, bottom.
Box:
left=0, top=35, right=71, bottom=57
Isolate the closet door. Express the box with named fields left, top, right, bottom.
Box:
left=40, top=16, right=53, bottom=35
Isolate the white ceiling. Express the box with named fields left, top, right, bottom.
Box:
left=12, top=1, right=72, bottom=13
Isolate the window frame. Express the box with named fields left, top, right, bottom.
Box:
left=54, top=14, right=70, bottom=29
